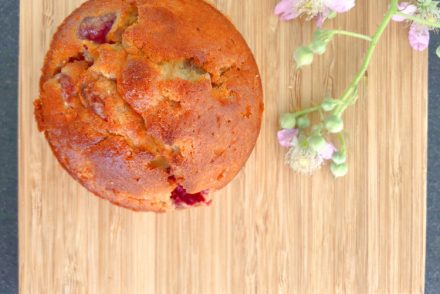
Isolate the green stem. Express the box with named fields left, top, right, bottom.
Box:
left=395, top=12, right=440, bottom=28
left=336, top=86, right=359, bottom=115
left=292, top=105, right=322, bottom=117
left=334, top=0, right=399, bottom=116
left=337, top=133, right=347, bottom=153
left=329, top=29, right=373, bottom=42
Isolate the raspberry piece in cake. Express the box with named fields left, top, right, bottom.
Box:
left=171, top=185, right=210, bottom=208
left=57, top=74, right=75, bottom=104
left=78, top=13, right=116, bottom=44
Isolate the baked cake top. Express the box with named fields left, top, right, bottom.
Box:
left=35, top=0, right=263, bottom=211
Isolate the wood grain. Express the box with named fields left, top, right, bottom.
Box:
left=19, top=0, right=428, bottom=293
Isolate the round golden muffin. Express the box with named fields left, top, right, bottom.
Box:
left=34, top=0, right=263, bottom=212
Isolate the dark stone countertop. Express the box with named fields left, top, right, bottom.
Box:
left=0, top=1, right=18, bottom=292
left=0, top=1, right=438, bottom=293
left=426, top=32, right=440, bottom=294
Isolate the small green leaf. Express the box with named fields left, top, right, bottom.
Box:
left=436, top=45, right=440, bottom=58
left=327, top=11, right=337, bottom=19
left=294, top=47, right=314, bottom=69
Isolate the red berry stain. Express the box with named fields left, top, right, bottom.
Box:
left=171, top=185, right=210, bottom=207
left=78, top=13, right=116, bottom=44
left=80, top=84, right=107, bottom=120
left=57, top=74, right=75, bottom=104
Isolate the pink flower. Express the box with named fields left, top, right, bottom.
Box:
left=275, top=0, right=356, bottom=25
left=277, top=129, right=298, bottom=147
left=323, top=0, right=355, bottom=13
left=392, top=2, right=437, bottom=51
left=408, top=24, right=430, bottom=51
left=319, top=143, right=336, bottom=160
left=274, top=0, right=300, bottom=21
left=392, top=2, right=417, bottom=22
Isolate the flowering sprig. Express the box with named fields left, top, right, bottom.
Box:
left=275, top=0, right=440, bottom=177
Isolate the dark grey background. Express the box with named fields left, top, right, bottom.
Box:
left=0, top=1, right=439, bottom=293
left=426, top=32, right=440, bottom=294
left=0, top=0, right=18, bottom=293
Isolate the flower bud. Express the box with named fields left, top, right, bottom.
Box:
left=324, top=115, right=344, bottom=133
left=330, top=162, right=348, bottom=178
left=308, top=134, right=326, bottom=153
left=311, top=125, right=322, bottom=133
left=280, top=113, right=296, bottom=129
left=294, top=47, right=314, bottom=68
left=313, top=30, right=334, bottom=44
left=296, top=115, right=310, bottom=128
left=321, top=98, right=338, bottom=112
left=332, top=151, right=347, bottom=165
left=310, top=40, right=327, bottom=55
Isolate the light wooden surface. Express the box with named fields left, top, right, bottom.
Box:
left=19, top=0, right=428, bottom=293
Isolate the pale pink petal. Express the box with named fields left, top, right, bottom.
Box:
left=392, top=2, right=417, bottom=22
left=316, top=8, right=331, bottom=27
left=316, top=14, right=326, bottom=28
left=277, top=129, right=298, bottom=148
left=319, top=143, right=336, bottom=160
left=274, top=0, right=300, bottom=21
left=408, top=24, right=430, bottom=51
left=323, top=0, right=355, bottom=13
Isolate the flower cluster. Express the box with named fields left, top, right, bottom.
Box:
left=275, top=0, right=355, bottom=26
left=275, top=0, right=439, bottom=178
left=277, top=99, right=348, bottom=177
left=392, top=1, right=440, bottom=51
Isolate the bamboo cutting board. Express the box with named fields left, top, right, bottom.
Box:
left=19, top=0, right=428, bottom=293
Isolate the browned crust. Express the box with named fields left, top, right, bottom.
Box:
left=35, top=0, right=263, bottom=212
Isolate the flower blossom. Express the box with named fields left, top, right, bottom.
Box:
left=408, top=24, right=431, bottom=51
left=278, top=128, right=336, bottom=174
left=275, top=0, right=356, bottom=26
left=277, top=128, right=299, bottom=147
left=393, top=1, right=440, bottom=51
left=392, top=2, right=418, bottom=22
left=319, top=142, right=336, bottom=160
left=274, top=0, right=300, bottom=21
left=285, top=144, right=325, bottom=174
